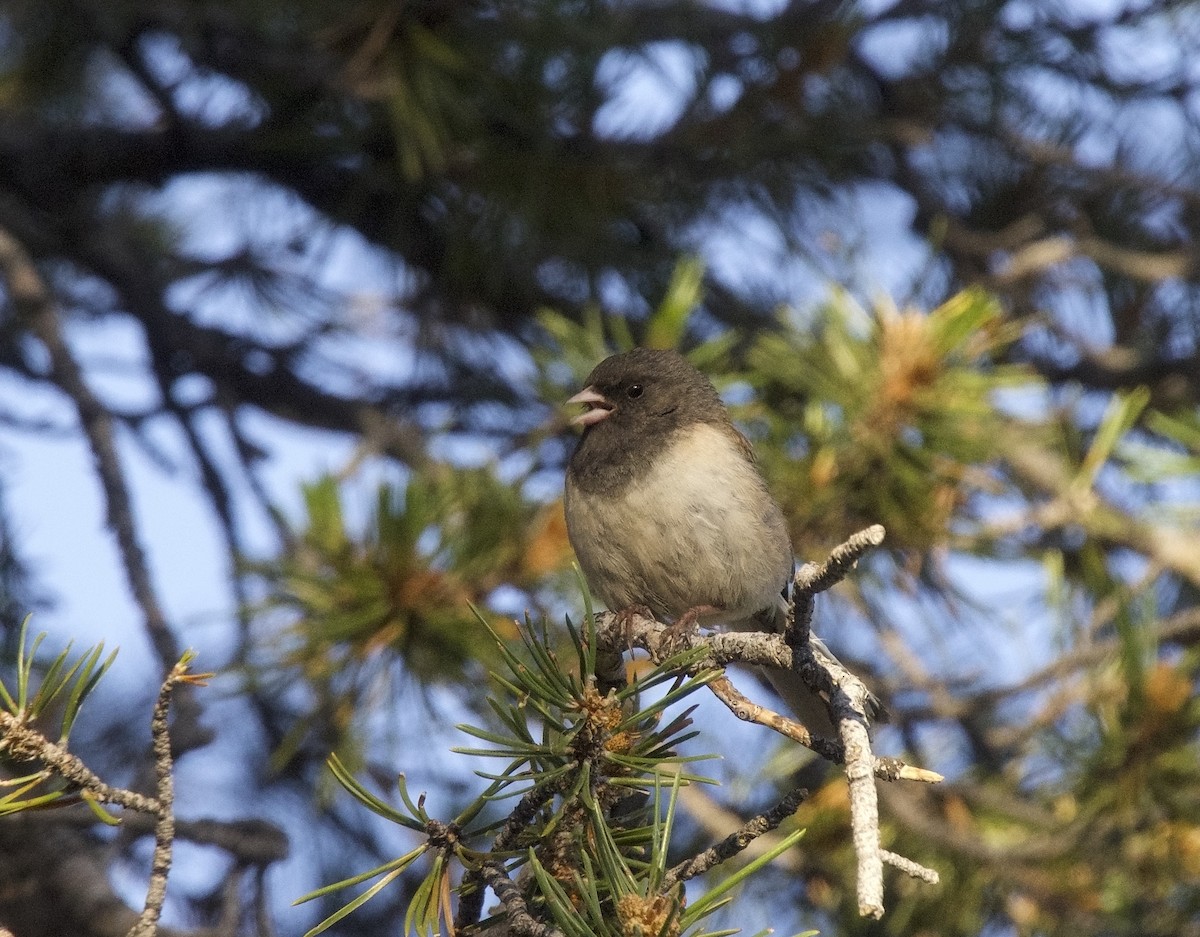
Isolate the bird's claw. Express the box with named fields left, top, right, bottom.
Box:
left=661, top=604, right=719, bottom=658
left=614, top=604, right=654, bottom=650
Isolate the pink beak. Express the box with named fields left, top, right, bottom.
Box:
left=567, top=386, right=613, bottom=427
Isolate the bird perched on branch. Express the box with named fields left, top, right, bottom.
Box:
left=564, top=347, right=880, bottom=735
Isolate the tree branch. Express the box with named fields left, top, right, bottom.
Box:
left=0, top=226, right=183, bottom=681
left=662, top=786, right=809, bottom=890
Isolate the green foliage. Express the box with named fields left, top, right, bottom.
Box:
left=0, top=616, right=115, bottom=744
left=295, top=607, right=813, bottom=937
left=739, top=290, right=1031, bottom=552
left=534, top=256, right=738, bottom=404
left=0, top=617, right=116, bottom=816
left=245, top=465, right=577, bottom=772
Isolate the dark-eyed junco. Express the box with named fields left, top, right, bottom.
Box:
left=564, top=348, right=879, bottom=735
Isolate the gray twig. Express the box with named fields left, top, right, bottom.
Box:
left=881, top=849, right=940, bottom=884
left=478, top=861, right=565, bottom=937
left=794, top=524, right=887, bottom=597
left=662, top=787, right=808, bottom=889
left=130, top=657, right=195, bottom=937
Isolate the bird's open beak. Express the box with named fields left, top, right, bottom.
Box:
left=567, top=386, right=613, bottom=427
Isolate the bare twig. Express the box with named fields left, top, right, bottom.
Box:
left=707, top=673, right=814, bottom=748
left=663, top=787, right=808, bottom=889
left=881, top=849, right=940, bottom=884
left=794, top=524, right=888, bottom=597
left=593, top=616, right=941, bottom=784
left=478, top=861, right=565, bottom=937
left=791, top=525, right=886, bottom=645
left=0, top=711, right=161, bottom=815
left=794, top=526, right=931, bottom=915
left=130, top=656, right=199, bottom=937
left=838, top=701, right=883, bottom=917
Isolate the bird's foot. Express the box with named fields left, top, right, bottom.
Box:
left=614, top=604, right=655, bottom=649
left=661, top=604, right=719, bottom=657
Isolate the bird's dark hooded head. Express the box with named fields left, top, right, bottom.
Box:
left=566, top=348, right=728, bottom=492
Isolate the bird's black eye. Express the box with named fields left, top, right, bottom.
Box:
left=627, top=384, right=644, bottom=399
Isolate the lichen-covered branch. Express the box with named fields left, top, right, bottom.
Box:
left=0, top=712, right=161, bottom=815
left=129, top=655, right=201, bottom=937
left=0, top=653, right=208, bottom=937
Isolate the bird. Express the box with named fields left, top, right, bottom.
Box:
left=563, top=347, right=880, bottom=736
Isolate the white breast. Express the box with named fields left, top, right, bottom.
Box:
left=566, top=423, right=792, bottom=622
